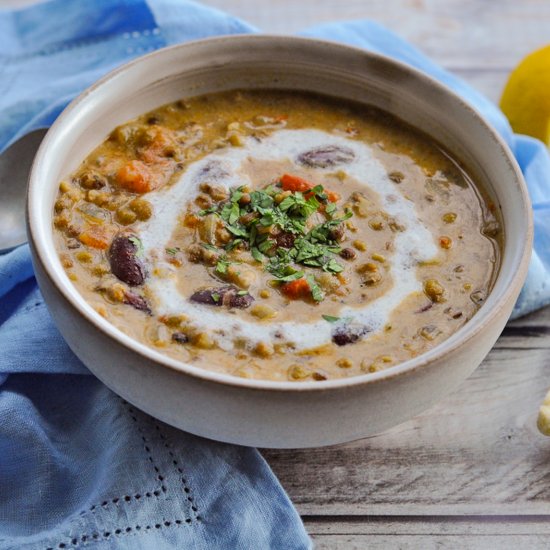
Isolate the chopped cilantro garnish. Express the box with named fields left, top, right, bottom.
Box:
left=258, top=238, right=276, bottom=255
left=279, top=192, right=320, bottom=218
left=198, top=205, right=219, bottom=216
left=237, top=290, right=249, bottom=296
left=225, top=238, right=243, bottom=251
left=129, top=236, right=144, bottom=256
left=220, top=201, right=240, bottom=225
left=165, top=247, right=178, bottom=255
left=225, top=224, right=248, bottom=237
left=211, top=293, right=220, bottom=303
left=194, top=179, right=355, bottom=302
left=306, top=275, right=325, bottom=302
left=215, top=257, right=231, bottom=275
left=277, top=270, right=305, bottom=282
left=322, top=315, right=340, bottom=323
left=251, top=247, right=263, bottom=262
left=202, top=243, right=218, bottom=251
left=325, top=202, right=337, bottom=217
left=324, top=258, right=344, bottom=273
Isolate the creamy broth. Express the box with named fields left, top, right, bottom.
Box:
left=53, top=90, right=501, bottom=381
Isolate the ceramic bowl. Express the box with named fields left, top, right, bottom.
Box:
left=27, top=35, right=532, bottom=448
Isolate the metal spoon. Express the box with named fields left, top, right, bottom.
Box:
left=0, top=128, right=48, bottom=253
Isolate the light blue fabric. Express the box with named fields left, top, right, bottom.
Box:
left=0, top=2, right=311, bottom=549
left=1, top=1, right=549, bottom=548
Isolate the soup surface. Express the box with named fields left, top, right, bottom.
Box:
left=53, top=90, right=501, bottom=381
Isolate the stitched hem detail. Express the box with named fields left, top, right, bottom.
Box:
left=153, top=423, right=201, bottom=518
left=45, top=518, right=195, bottom=550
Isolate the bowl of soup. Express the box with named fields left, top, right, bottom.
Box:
left=27, top=35, right=532, bottom=448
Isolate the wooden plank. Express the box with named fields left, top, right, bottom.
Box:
left=201, top=1, right=548, bottom=103
left=306, top=515, right=550, bottom=548
left=203, top=0, right=550, bottom=70
left=263, top=345, right=550, bottom=515
left=495, top=307, right=550, bottom=349
left=507, top=304, right=550, bottom=328
left=309, top=533, right=550, bottom=549
left=304, top=515, right=550, bottom=535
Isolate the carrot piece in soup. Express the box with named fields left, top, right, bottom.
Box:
left=280, top=174, right=340, bottom=202
left=139, top=126, right=176, bottom=163
left=116, top=160, right=153, bottom=194
left=281, top=277, right=311, bottom=299
left=323, top=190, right=340, bottom=203
left=281, top=173, right=311, bottom=193
left=79, top=225, right=114, bottom=250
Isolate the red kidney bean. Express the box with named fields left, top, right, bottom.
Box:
left=297, top=145, right=355, bottom=168
left=109, top=234, right=146, bottom=286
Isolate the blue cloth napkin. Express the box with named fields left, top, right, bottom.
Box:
left=1, top=0, right=550, bottom=548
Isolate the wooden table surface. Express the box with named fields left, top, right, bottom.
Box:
left=201, top=1, right=550, bottom=548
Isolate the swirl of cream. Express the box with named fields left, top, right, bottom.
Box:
left=138, top=129, right=438, bottom=351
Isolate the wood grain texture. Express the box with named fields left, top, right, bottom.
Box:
left=263, top=338, right=550, bottom=515
left=306, top=517, right=550, bottom=550
left=310, top=535, right=550, bottom=550
left=202, top=0, right=550, bottom=103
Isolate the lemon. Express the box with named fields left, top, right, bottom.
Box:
left=500, top=44, right=550, bottom=145
left=538, top=388, right=550, bottom=436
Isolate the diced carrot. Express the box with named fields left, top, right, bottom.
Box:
left=139, top=126, right=177, bottom=163
left=281, top=277, right=311, bottom=300
left=280, top=173, right=340, bottom=203
left=281, top=173, right=311, bottom=193
left=79, top=225, right=114, bottom=250
left=116, top=160, right=153, bottom=193
left=322, top=190, right=340, bottom=203
left=439, top=236, right=452, bottom=249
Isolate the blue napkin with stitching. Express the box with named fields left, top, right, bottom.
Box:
left=1, top=1, right=550, bottom=548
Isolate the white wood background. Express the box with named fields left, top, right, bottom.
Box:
left=198, top=1, right=550, bottom=548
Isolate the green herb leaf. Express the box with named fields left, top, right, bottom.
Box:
left=276, top=270, right=305, bottom=282
left=248, top=224, right=258, bottom=246
left=225, top=238, right=243, bottom=251
left=198, top=205, right=219, bottom=216
left=230, top=190, right=243, bottom=204
left=215, top=257, right=231, bottom=274
left=202, top=243, right=218, bottom=251
left=324, top=258, right=344, bottom=273
left=211, top=293, right=220, bottom=303
left=279, top=192, right=320, bottom=218
left=325, top=202, right=337, bottom=217
left=258, top=238, right=275, bottom=255
left=225, top=224, right=248, bottom=237
left=237, top=290, right=249, bottom=296
left=322, top=315, right=340, bottom=323
left=251, top=247, right=264, bottom=262
left=278, top=194, right=299, bottom=212
left=294, top=239, right=324, bottom=263
left=306, top=275, right=325, bottom=302
left=250, top=190, right=274, bottom=210
left=229, top=202, right=240, bottom=225
left=129, top=236, right=144, bottom=257
left=165, top=247, right=178, bottom=255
